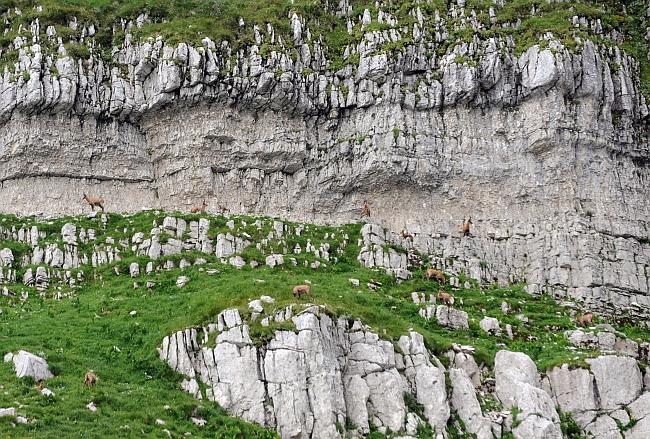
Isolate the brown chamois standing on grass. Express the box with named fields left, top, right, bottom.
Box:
left=84, top=371, right=98, bottom=387
left=438, top=289, right=454, bottom=306
left=219, top=204, right=230, bottom=213
left=462, top=217, right=473, bottom=237
left=576, top=312, right=594, bottom=327
left=360, top=201, right=371, bottom=219
left=83, top=193, right=104, bottom=211
left=424, top=268, right=447, bottom=284
left=401, top=229, right=414, bottom=240
left=293, top=284, right=314, bottom=300
left=191, top=200, right=207, bottom=213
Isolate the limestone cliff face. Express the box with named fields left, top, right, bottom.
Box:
left=161, top=308, right=650, bottom=439
left=159, top=307, right=450, bottom=438
left=1, top=23, right=649, bottom=315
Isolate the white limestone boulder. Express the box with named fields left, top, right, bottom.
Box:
left=546, top=364, right=597, bottom=426
left=624, top=394, right=650, bottom=439
left=586, top=356, right=642, bottom=410
left=450, top=368, right=493, bottom=439
left=0, top=248, right=14, bottom=267
left=494, top=350, right=562, bottom=439
left=585, top=415, right=623, bottom=439
left=479, top=316, right=501, bottom=335
left=129, top=262, right=140, bottom=278
left=12, top=350, right=54, bottom=381
left=61, top=223, right=77, bottom=245
left=0, top=407, right=16, bottom=417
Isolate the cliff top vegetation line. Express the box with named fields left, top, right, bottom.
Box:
left=0, top=0, right=648, bottom=92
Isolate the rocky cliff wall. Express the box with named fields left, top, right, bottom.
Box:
left=161, top=307, right=650, bottom=439
left=1, top=21, right=649, bottom=316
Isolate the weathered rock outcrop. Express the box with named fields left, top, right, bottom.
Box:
left=449, top=368, right=493, bottom=439
left=161, top=309, right=650, bottom=439
left=495, top=351, right=563, bottom=439
left=160, top=308, right=451, bottom=438
left=1, top=8, right=649, bottom=317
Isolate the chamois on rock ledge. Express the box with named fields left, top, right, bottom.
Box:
left=191, top=200, right=207, bottom=214
left=83, top=194, right=104, bottom=211
left=462, top=217, right=473, bottom=237
left=576, top=312, right=594, bottom=327
left=360, top=201, right=371, bottom=219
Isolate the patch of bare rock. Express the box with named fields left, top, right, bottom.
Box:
left=159, top=306, right=650, bottom=439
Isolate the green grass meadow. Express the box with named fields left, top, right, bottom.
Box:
left=0, top=211, right=648, bottom=438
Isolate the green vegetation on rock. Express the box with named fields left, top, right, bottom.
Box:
left=0, top=0, right=648, bottom=90
left=0, top=211, right=648, bottom=437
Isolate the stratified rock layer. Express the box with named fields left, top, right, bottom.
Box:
left=1, top=26, right=649, bottom=318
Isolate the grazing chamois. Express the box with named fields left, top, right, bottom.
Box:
left=462, top=217, right=473, bottom=237
left=424, top=268, right=447, bottom=284
left=219, top=204, right=230, bottom=213
left=191, top=200, right=207, bottom=214
left=576, top=313, right=594, bottom=327
left=293, top=284, right=314, bottom=300
left=401, top=229, right=414, bottom=240
left=360, top=201, right=371, bottom=219
left=83, top=194, right=104, bottom=211
left=84, top=371, right=98, bottom=387
left=438, top=289, right=454, bottom=306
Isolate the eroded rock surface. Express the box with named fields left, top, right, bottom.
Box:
left=495, top=351, right=562, bottom=439
left=160, top=308, right=451, bottom=438
left=1, top=32, right=649, bottom=319
left=161, top=308, right=650, bottom=439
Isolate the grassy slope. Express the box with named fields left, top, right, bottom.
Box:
left=0, top=211, right=648, bottom=438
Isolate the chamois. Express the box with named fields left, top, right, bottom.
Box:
left=191, top=200, right=207, bottom=214
left=576, top=312, right=594, bottom=327
left=462, top=217, right=473, bottom=237
left=424, top=268, right=447, bottom=284
left=360, top=201, right=371, bottom=219
left=83, top=193, right=104, bottom=211
left=293, top=284, right=314, bottom=300
left=438, top=289, right=454, bottom=306
left=219, top=204, right=231, bottom=213
left=401, top=229, right=414, bottom=240
left=84, top=371, right=98, bottom=387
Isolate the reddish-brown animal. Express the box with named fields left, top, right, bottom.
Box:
left=83, top=194, right=104, bottom=211
left=191, top=200, right=207, bottom=214
left=84, top=371, right=98, bottom=387
left=360, top=201, right=371, bottom=219
left=462, top=218, right=473, bottom=237
left=438, top=289, right=454, bottom=306
left=401, top=230, right=414, bottom=240
left=424, top=268, right=447, bottom=284
left=576, top=313, right=594, bottom=327
left=293, top=284, right=314, bottom=300
left=219, top=204, right=230, bottom=213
